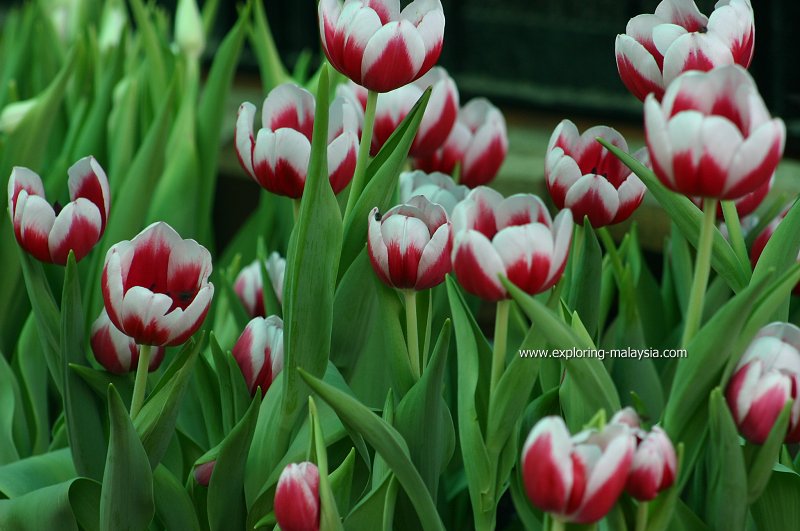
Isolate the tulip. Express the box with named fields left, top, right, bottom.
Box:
left=234, top=253, right=286, bottom=317
left=175, top=0, right=205, bottom=60
left=644, top=65, right=784, bottom=200
left=101, top=221, right=214, bottom=347
left=616, top=0, right=755, bottom=101
left=414, top=98, right=508, bottom=188
left=193, top=460, right=216, bottom=487
left=90, top=309, right=165, bottom=374
left=726, top=322, right=800, bottom=444
left=367, top=195, right=452, bottom=291
left=626, top=426, right=677, bottom=501
left=692, top=175, right=773, bottom=220
left=398, top=170, right=467, bottom=215
left=7, top=156, right=110, bottom=265
left=231, top=316, right=284, bottom=397
left=545, top=120, right=647, bottom=227
left=451, top=187, right=572, bottom=301
left=357, top=66, right=458, bottom=157
left=318, top=0, right=445, bottom=93
left=521, top=416, right=635, bottom=524
left=274, top=462, right=320, bottom=531
left=235, top=83, right=360, bottom=199
left=610, top=406, right=642, bottom=429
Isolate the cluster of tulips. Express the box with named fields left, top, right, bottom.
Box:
left=4, top=0, right=800, bottom=529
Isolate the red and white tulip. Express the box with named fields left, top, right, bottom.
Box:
left=274, top=461, right=320, bottom=531
left=726, top=322, right=800, bottom=444
left=234, top=253, right=286, bottom=317
left=414, top=98, right=508, bottom=188
left=644, top=65, right=784, bottom=200
left=616, top=0, right=755, bottom=101
left=235, top=83, right=360, bottom=198
left=368, top=195, right=452, bottom=290
left=7, top=156, right=110, bottom=265
left=362, top=66, right=458, bottom=157
left=318, top=0, right=445, bottom=93
left=521, top=416, right=635, bottom=524
left=231, top=316, right=284, bottom=397
left=101, top=222, right=214, bottom=347
left=626, top=426, right=677, bottom=501
left=398, top=170, right=467, bottom=215
left=90, top=309, right=165, bottom=374
left=451, top=187, right=572, bottom=301
left=193, top=460, right=216, bottom=487
left=545, top=120, right=646, bottom=227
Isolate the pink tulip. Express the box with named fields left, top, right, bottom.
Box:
left=231, top=316, right=284, bottom=397
left=274, top=462, right=320, bottom=531
left=234, top=253, right=286, bottom=317
left=626, top=426, right=677, bottom=501
left=90, top=309, right=166, bottom=374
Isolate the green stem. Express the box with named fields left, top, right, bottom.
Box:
left=292, top=198, right=301, bottom=224
left=597, top=227, right=625, bottom=283
left=551, top=516, right=566, bottom=531
left=343, top=89, right=378, bottom=221
left=404, top=290, right=420, bottom=380
left=721, top=200, right=751, bottom=274
left=490, top=300, right=511, bottom=398
left=681, top=198, right=718, bottom=348
left=130, top=344, right=152, bottom=419
left=635, top=501, right=649, bottom=531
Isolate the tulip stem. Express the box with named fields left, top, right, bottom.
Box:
left=343, top=89, right=378, bottom=221
left=490, top=299, right=511, bottom=398
left=550, top=517, right=565, bottom=531
left=404, top=290, right=421, bottom=380
left=721, top=200, right=751, bottom=274
left=635, top=501, right=649, bottom=531
left=130, top=344, right=152, bottom=419
left=682, top=198, right=718, bottom=348
left=292, top=199, right=300, bottom=224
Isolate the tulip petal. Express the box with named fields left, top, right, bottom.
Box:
left=497, top=194, right=550, bottom=229
left=361, top=20, right=426, bottom=92
left=67, top=156, right=110, bottom=230
left=15, top=193, right=56, bottom=262
left=521, top=416, right=574, bottom=515
left=415, top=221, right=451, bottom=289
left=262, top=84, right=315, bottom=139
left=48, top=198, right=103, bottom=264
left=564, top=175, right=620, bottom=228
left=725, top=119, right=785, bottom=199
left=235, top=102, right=257, bottom=178
left=662, top=32, right=734, bottom=86
left=615, top=34, right=665, bottom=101
left=452, top=230, right=506, bottom=300
left=367, top=207, right=393, bottom=286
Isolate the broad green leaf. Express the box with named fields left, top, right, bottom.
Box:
left=128, top=0, right=169, bottom=106
left=566, top=219, right=602, bottom=339
left=751, top=465, right=800, bottom=529
left=309, top=398, right=344, bottom=531
left=100, top=386, right=154, bottom=531
left=0, top=449, right=75, bottom=498
left=0, top=479, right=101, bottom=531
left=153, top=465, right=201, bottom=531
left=0, top=353, right=22, bottom=464
left=299, top=369, right=445, bottom=531
left=329, top=449, right=356, bottom=516
left=599, top=138, right=748, bottom=292
left=344, top=473, right=397, bottom=531
left=249, top=0, right=290, bottom=90
left=751, top=198, right=800, bottom=287
left=707, top=389, right=747, bottom=531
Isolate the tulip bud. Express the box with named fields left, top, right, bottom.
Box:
left=231, top=316, right=284, bottom=397
left=626, top=426, right=677, bottom=501
left=98, top=0, right=127, bottom=52
left=367, top=196, right=452, bottom=291
left=521, top=416, right=635, bottom=523
left=545, top=120, right=646, bottom=227
left=644, top=66, right=784, bottom=201
left=0, top=99, right=36, bottom=134
left=234, top=253, right=286, bottom=317
left=610, top=407, right=641, bottom=429
left=398, top=170, right=467, bottom=215
left=90, top=309, right=165, bottom=374
left=274, top=462, right=320, bottom=531
left=175, top=0, right=205, bottom=60
left=726, top=322, right=800, bottom=444
left=193, top=460, right=216, bottom=487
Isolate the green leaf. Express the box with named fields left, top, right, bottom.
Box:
left=100, top=386, right=154, bottom=531
left=751, top=465, right=800, bottom=529
left=61, top=253, right=107, bottom=481
left=745, top=400, right=793, bottom=503
left=339, top=89, right=431, bottom=275
left=0, top=479, right=101, bottom=531
left=566, top=219, right=602, bottom=339
left=344, top=473, right=397, bottom=531
left=153, top=465, right=201, bottom=531
left=12, top=314, right=49, bottom=455
left=249, top=0, right=290, bottom=90
left=309, top=398, right=344, bottom=531
left=599, top=138, right=748, bottom=292
left=0, top=449, right=75, bottom=498
left=707, top=388, right=747, bottom=531
left=128, top=0, right=169, bottom=106
left=0, top=353, right=22, bottom=464
left=207, top=395, right=261, bottom=531
left=329, top=449, right=356, bottom=516
left=299, top=369, right=445, bottom=531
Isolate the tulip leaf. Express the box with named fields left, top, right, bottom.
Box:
left=218, top=262, right=251, bottom=332
left=446, top=277, right=496, bottom=528
left=61, top=253, right=108, bottom=482
left=707, top=388, right=747, bottom=531
left=0, top=478, right=101, bottom=531
left=128, top=0, right=169, bottom=105
left=567, top=219, right=603, bottom=339
left=344, top=473, right=397, bottom=531
left=281, top=65, right=343, bottom=445
left=11, top=314, right=49, bottom=455
left=394, top=319, right=454, bottom=501
left=249, top=0, right=290, bottom=90
left=298, top=369, right=445, bottom=531
left=134, top=336, right=202, bottom=470
left=0, top=353, right=22, bottom=464
left=744, top=400, right=793, bottom=503
left=329, top=449, right=356, bottom=516
left=309, top=398, right=345, bottom=531
left=257, top=238, right=283, bottom=318
left=751, top=465, right=800, bottom=529
left=153, top=465, right=201, bottom=531
left=207, top=395, right=261, bottom=531
left=100, top=386, right=155, bottom=531
left=599, top=138, right=748, bottom=292
left=339, top=89, right=431, bottom=275
left=0, top=448, right=75, bottom=498
left=70, top=364, right=134, bottom=404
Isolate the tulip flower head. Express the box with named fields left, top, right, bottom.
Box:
left=414, top=98, right=508, bottom=188
left=398, top=170, right=467, bottom=215
left=626, top=426, right=677, bottom=501
left=545, top=120, right=647, bottom=228
left=8, top=156, right=110, bottom=265
left=101, top=222, right=214, bottom=347
left=451, top=187, right=572, bottom=301
left=616, top=0, right=755, bottom=101
left=193, top=460, right=216, bottom=487
left=521, top=416, right=636, bottom=524
left=368, top=195, right=453, bottom=291
left=231, top=316, right=284, bottom=397
left=234, top=253, right=286, bottom=317
left=726, top=322, right=800, bottom=444
left=235, top=83, right=360, bottom=199
left=366, top=66, right=459, bottom=157
left=90, top=309, right=166, bottom=374
left=692, top=174, right=773, bottom=220
left=274, top=461, right=320, bottom=531
left=318, top=0, right=445, bottom=93
left=644, top=65, right=784, bottom=200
